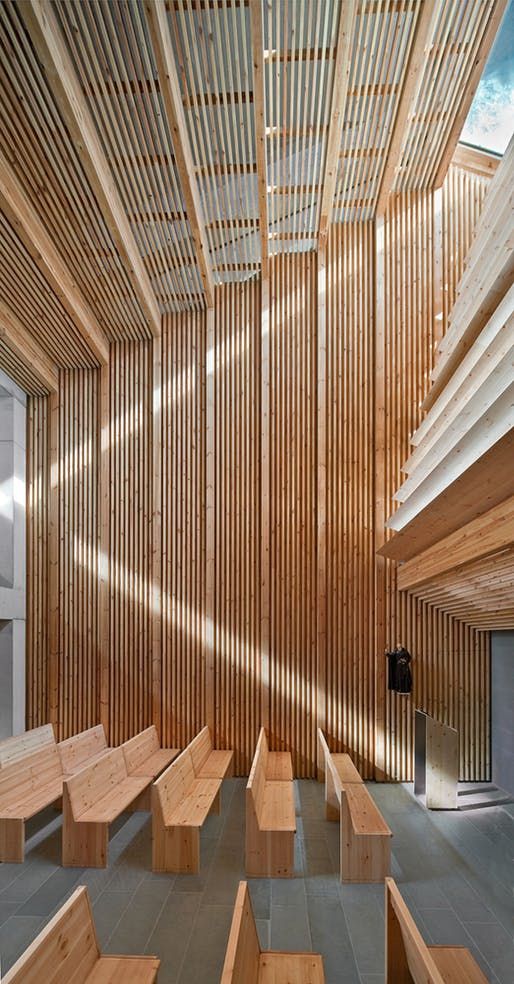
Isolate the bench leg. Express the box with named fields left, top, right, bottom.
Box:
left=246, top=809, right=294, bottom=878
left=209, top=789, right=221, bottom=815
left=153, top=824, right=200, bottom=874
left=63, top=815, right=108, bottom=868
left=0, top=818, right=24, bottom=862
left=340, top=808, right=391, bottom=883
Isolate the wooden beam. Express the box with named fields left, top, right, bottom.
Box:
left=0, top=299, right=58, bottom=393
left=433, top=0, right=509, bottom=188
left=318, top=0, right=356, bottom=244
left=376, top=1, right=436, bottom=214
left=0, top=149, right=109, bottom=365
left=20, top=0, right=162, bottom=337
left=145, top=0, right=215, bottom=308
left=397, top=495, right=514, bottom=591
left=250, top=0, right=269, bottom=278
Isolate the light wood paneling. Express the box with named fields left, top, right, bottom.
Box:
left=27, top=163, right=493, bottom=776
left=323, top=223, right=375, bottom=778
left=376, top=189, right=490, bottom=781
left=27, top=397, right=49, bottom=727
left=268, top=252, right=318, bottom=777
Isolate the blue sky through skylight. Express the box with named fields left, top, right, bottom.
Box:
left=460, top=0, right=514, bottom=155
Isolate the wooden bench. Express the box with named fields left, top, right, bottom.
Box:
left=317, top=728, right=363, bottom=820
left=2, top=885, right=159, bottom=983
left=340, top=783, right=392, bottom=882
left=152, top=745, right=222, bottom=873
left=246, top=728, right=295, bottom=878
left=0, top=724, right=55, bottom=768
left=62, top=748, right=151, bottom=867
left=189, top=724, right=234, bottom=781
left=122, top=726, right=179, bottom=810
left=58, top=724, right=111, bottom=777
left=221, top=881, right=325, bottom=983
left=0, top=743, right=63, bottom=862
left=386, top=878, right=487, bottom=983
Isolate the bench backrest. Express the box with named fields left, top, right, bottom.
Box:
left=2, top=886, right=99, bottom=983
left=65, top=748, right=128, bottom=820
left=58, top=725, right=108, bottom=775
left=0, top=725, right=55, bottom=768
left=246, top=728, right=268, bottom=823
left=123, top=725, right=160, bottom=773
left=221, top=881, right=260, bottom=984
left=189, top=725, right=213, bottom=775
left=153, top=746, right=196, bottom=822
left=386, top=879, right=446, bottom=984
left=0, top=744, right=62, bottom=810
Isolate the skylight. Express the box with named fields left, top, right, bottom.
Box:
left=460, top=0, right=514, bottom=155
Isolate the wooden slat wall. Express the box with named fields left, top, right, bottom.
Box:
left=441, top=163, right=491, bottom=337
left=268, top=252, right=318, bottom=777
left=103, top=342, right=154, bottom=745
left=158, top=313, right=207, bottom=749
left=45, top=370, right=100, bottom=739
left=26, top=161, right=491, bottom=777
left=323, top=223, right=375, bottom=778
left=27, top=396, right=49, bottom=727
left=377, top=189, right=490, bottom=781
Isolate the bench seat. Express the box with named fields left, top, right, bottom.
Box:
left=266, top=752, right=293, bottom=781
left=85, top=955, right=160, bottom=983
left=2, top=885, right=159, bottom=983
left=331, top=753, right=362, bottom=785
left=429, top=945, right=487, bottom=983
left=2, top=779, right=63, bottom=820
left=222, top=882, right=325, bottom=983
left=129, top=748, right=179, bottom=778
left=260, top=781, right=295, bottom=832
left=259, top=952, right=325, bottom=983
left=166, top=777, right=221, bottom=826
left=77, top=777, right=150, bottom=824
left=196, top=749, right=234, bottom=779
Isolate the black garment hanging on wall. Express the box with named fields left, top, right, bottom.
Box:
left=386, top=646, right=413, bottom=694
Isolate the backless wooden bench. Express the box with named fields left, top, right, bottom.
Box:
left=152, top=743, right=223, bottom=873
left=0, top=743, right=63, bottom=862
left=317, top=728, right=363, bottom=820
left=221, top=881, right=325, bottom=983
left=2, top=885, right=160, bottom=983
left=246, top=728, right=295, bottom=878
left=58, top=724, right=111, bottom=777
left=62, top=748, right=151, bottom=867
left=386, top=878, right=487, bottom=983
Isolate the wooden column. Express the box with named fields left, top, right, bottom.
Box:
left=316, top=246, right=327, bottom=774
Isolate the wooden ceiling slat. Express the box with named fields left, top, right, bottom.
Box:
left=0, top=148, right=108, bottom=364
left=250, top=0, right=269, bottom=276
left=0, top=297, right=58, bottom=392
left=318, top=0, right=356, bottom=243
left=20, top=0, right=162, bottom=336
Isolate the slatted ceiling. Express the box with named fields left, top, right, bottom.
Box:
left=0, top=343, right=46, bottom=398
left=167, top=0, right=258, bottom=279
left=392, top=0, right=497, bottom=192
left=0, top=2, right=148, bottom=341
left=265, top=0, right=339, bottom=246
left=54, top=0, right=203, bottom=312
left=402, top=548, right=514, bottom=631
left=334, top=0, right=417, bottom=223
left=0, top=213, right=96, bottom=371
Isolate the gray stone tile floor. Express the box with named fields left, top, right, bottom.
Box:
left=0, top=779, right=513, bottom=983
